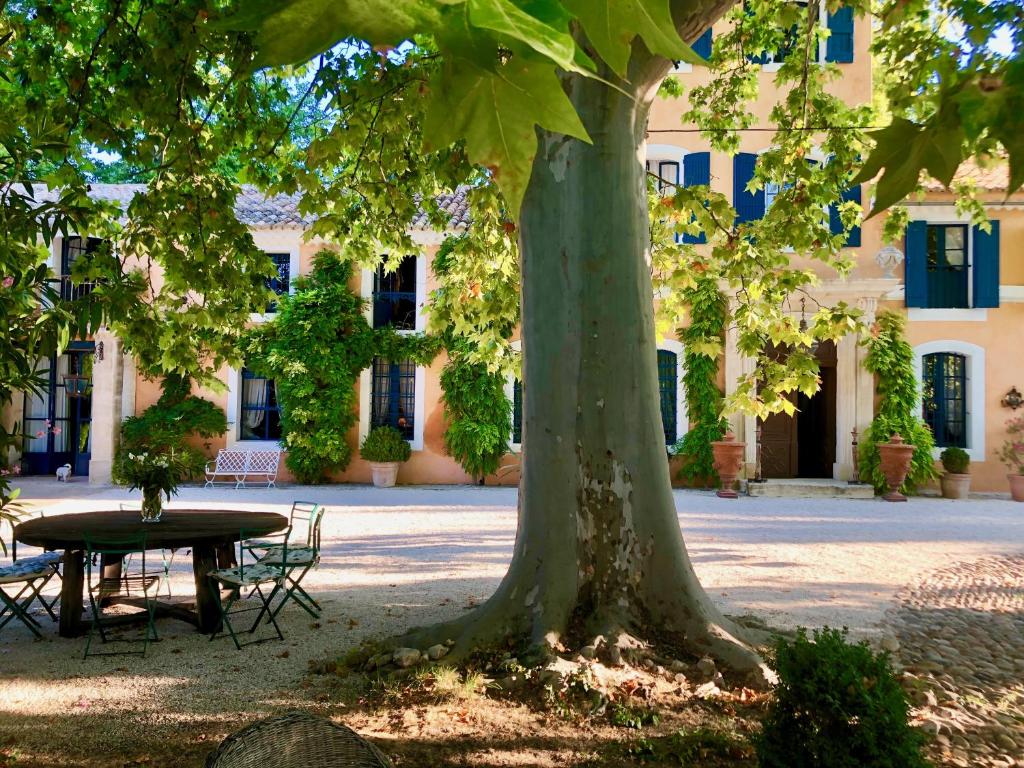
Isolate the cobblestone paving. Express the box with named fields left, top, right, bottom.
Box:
left=884, top=555, right=1024, bottom=768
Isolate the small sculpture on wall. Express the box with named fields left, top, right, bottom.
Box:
left=1002, top=386, right=1023, bottom=410
left=875, top=245, right=904, bottom=279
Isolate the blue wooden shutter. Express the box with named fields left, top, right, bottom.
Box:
left=904, top=221, right=928, bottom=308
left=733, top=153, right=764, bottom=223
left=682, top=152, right=710, bottom=244
left=692, top=28, right=713, bottom=60
left=825, top=6, right=854, bottom=63
left=972, top=220, right=1000, bottom=308
left=829, top=185, right=862, bottom=246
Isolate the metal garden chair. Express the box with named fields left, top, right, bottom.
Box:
left=83, top=533, right=161, bottom=658
left=119, top=503, right=176, bottom=598
left=246, top=502, right=324, bottom=620
left=0, top=514, right=61, bottom=638
left=205, top=711, right=392, bottom=768
left=208, top=526, right=291, bottom=650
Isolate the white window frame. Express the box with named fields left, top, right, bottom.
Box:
left=249, top=230, right=302, bottom=323
left=760, top=0, right=828, bottom=71
left=503, top=340, right=523, bottom=453
left=658, top=339, right=689, bottom=445
left=905, top=211, right=986, bottom=320
left=358, top=254, right=428, bottom=451
left=225, top=365, right=284, bottom=450
left=912, top=340, right=985, bottom=462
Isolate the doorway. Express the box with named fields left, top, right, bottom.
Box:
left=21, top=344, right=94, bottom=477
left=759, top=340, right=837, bottom=479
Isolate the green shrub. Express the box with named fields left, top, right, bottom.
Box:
left=757, top=627, right=930, bottom=768
left=940, top=446, right=970, bottom=474
left=859, top=312, right=939, bottom=494
left=439, top=353, right=511, bottom=481
left=360, top=425, right=412, bottom=463
left=115, top=374, right=226, bottom=481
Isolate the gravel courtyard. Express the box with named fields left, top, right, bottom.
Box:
left=1, top=480, right=1022, bottom=766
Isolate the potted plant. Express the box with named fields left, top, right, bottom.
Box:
left=877, top=433, right=915, bottom=502
left=361, top=426, right=412, bottom=488
left=112, top=446, right=190, bottom=522
left=710, top=431, right=745, bottom=499
left=939, top=446, right=971, bottom=500
left=999, top=416, right=1024, bottom=502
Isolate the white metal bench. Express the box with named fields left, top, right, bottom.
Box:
left=204, top=449, right=281, bottom=489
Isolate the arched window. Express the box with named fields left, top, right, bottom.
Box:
left=921, top=352, right=967, bottom=448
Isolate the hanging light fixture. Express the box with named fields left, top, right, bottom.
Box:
left=799, top=297, right=819, bottom=353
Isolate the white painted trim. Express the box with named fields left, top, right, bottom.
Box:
left=1001, top=285, right=1024, bottom=303
left=225, top=366, right=285, bottom=451
left=658, top=338, right=688, bottom=444
left=503, top=340, right=523, bottom=453
left=912, top=340, right=986, bottom=462
left=357, top=252, right=429, bottom=452
left=908, top=308, right=988, bottom=323
left=646, top=144, right=689, bottom=164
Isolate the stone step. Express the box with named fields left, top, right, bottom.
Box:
left=746, top=478, right=875, bottom=499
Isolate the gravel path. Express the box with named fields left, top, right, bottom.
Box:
left=1, top=480, right=1021, bottom=765
left=885, top=555, right=1024, bottom=768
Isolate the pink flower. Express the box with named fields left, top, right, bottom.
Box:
left=1, top=277, right=13, bottom=288
left=35, top=430, right=45, bottom=438
left=51, top=427, right=61, bottom=436
left=0, top=469, right=8, bottom=476
left=12, top=465, right=20, bottom=475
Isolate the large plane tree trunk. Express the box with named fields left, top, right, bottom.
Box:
left=402, top=63, right=771, bottom=686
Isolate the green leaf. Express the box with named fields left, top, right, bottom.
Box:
left=562, top=0, right=697, bottom=76
left=423, top=57, right=590, bottom=214
left=468, top=0, right=578, bottom=72
left=218, top=0, right=445, bottom=68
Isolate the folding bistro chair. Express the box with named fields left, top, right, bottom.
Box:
left=208, top=526, right=291, bottom=650
left=245, top=502, right=324, bottom=619
left=83, top=534, right=161, bottom=658
left=0, top=517, right=61, bottom=638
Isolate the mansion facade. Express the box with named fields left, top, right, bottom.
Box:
left=6, top=8, right=1023, bottom=493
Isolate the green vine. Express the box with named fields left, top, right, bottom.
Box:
left=858, top=311, right=938, bottom=494
left=673, top=276, right=729, bottom=487
left=242, top=250, right=440, bottom=484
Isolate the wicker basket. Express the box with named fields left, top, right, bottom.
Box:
left=205, top=711, right=393, bottom=768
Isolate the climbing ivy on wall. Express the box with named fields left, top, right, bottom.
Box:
left=673, top=276, right=729, bottom=487
left=858, top=311, right=938, bottom=494
left=242, top=250, right=440, bottom=484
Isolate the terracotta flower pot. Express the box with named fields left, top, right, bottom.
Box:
left=369, top=461, right=400, bottom=488
left=940, top=473, right=971, bottom=500
left=1009, top=473, right=1024, bottom=502
left=711, top=431, right=746, bottom=499
left=878, top=433, right=915, bottom=502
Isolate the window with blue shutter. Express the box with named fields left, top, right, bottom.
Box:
left=972, top=220, right=1000, bottom=308
left=734, top=153, right=764, bottom=223
left=657, top=350, right=678, bottom=446
left=373, top=256, right=417, bottom=330
left=825, top=6, right=855, bottom=63
left=371, top=358, right=416, bottom=439
left=922, top=353, right=967, bottom=448
left=265, top=252, right=290, bottom=312
left=240, top=368, right=282, bottom=441
left=511, top=378, right=522, bottom=444
left=904, top=221, right=929, bottom=307
left=692, top=27, right=713, bottom=60
left=829, top=185, right=862, bottom=246
left=682, top=152, right=710, bottom=244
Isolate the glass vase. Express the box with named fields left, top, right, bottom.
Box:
left=141, top=486, right=163, bottom=523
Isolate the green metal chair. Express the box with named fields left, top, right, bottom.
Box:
left=83, top=534, right=161, bottom=659
left=208, top=527, right=291, bottom=650
left=247, top=502, right=325, bottom=620
left=0, top=516, right=61, bottom=638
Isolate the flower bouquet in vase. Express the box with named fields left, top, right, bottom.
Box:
left=112, top=446, right=190, bottom=522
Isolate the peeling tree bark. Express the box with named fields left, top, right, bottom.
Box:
left=402, top=57, right=773, bottom=686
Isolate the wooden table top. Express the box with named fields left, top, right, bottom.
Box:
left=14, top=509, right=288, bottom=551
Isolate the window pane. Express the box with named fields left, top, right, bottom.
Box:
left=922, top=352, right=966, bottom=448
left=373, top=256, right=417, bottom=330
left=371, top=358, right=415, bottom=440
left=512, top=378, right=523, bottom=444
left=925, top=225, right=969, bottom=308
left=240, top=368, right=282, bottom=441
left=265, top=253, right=291, bottom=311
left=657, top=350, right=677, bottom=446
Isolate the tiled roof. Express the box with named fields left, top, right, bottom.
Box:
left=13, top=182, right=472, bottom=231
left=922, top=161, right=1010, bottom=193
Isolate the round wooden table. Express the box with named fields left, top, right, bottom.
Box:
left=15, top=509, right=288, bottom=637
